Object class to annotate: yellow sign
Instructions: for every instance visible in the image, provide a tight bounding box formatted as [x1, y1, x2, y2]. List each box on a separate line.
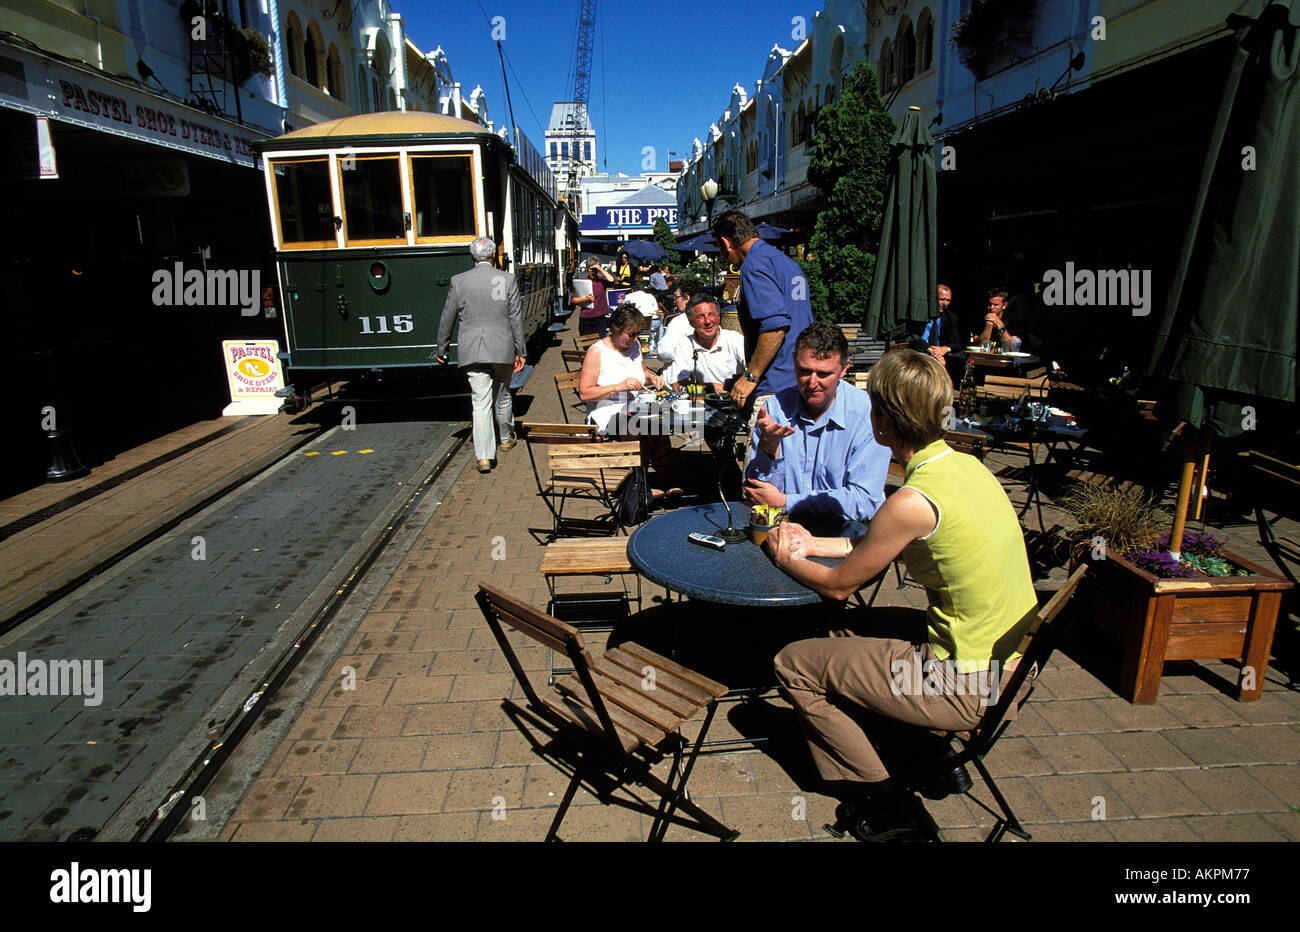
[222, 340, 284, 402]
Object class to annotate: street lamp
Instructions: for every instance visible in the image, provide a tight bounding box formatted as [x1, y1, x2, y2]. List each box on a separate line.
[701, 177, 719, 289]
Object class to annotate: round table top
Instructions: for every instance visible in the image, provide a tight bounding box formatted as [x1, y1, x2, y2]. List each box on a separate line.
[950, 351, 1042, 368]
[626, 502, 863, 607]
[953, 414, 1088, 440]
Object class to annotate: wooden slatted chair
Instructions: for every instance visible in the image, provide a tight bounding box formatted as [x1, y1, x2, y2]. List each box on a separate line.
[846, 337, 888, 373]
[1246, 451, 1300, 587]
[523, 425, 640, 541]
[476, 583, 737, 841]
[561, 348, 588, 372]
[518, 422, 612, 541]
[553, 370, 586, 424]
[574, 332, 600, 351]
[900, 564, 1088, 843]
[977, 373, 1049, 403]
[541, 536, 642, 683]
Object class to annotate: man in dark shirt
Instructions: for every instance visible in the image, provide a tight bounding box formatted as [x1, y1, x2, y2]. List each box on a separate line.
[927, 284, 962, 359]
[712, 209, 813, 408]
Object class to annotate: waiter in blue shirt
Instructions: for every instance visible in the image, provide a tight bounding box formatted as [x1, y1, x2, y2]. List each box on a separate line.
[743, 322, 891, 522]
[713, 210, 813, 409]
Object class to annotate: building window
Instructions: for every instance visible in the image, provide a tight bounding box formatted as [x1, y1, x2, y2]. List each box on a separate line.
[917, 9, 935, 73]
[303, 30, 318, 88]
[879, 39, 893, 92]
[285, 14, 302, 77]
[896, 19, 916, 86]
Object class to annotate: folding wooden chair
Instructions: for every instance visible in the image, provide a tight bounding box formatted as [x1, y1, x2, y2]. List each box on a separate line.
[903, 564, 1088, 842]
[561, 348, 588, 372]
[541, 536, 643, 683]
[574, 332, 600, 351]
[553, 370, 586, 424]
[476, 584, 737, 842]
[522, 423, 639, 541]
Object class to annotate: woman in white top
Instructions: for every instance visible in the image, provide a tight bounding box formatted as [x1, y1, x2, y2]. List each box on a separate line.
[579, 306, 665, 434]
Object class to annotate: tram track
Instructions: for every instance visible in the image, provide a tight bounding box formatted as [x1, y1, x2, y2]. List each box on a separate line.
[0, 419, 332, 639]
[133, 428, 469, 841]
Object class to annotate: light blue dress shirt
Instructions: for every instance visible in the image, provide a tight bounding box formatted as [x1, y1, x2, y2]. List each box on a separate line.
[745, 380, 891, 521]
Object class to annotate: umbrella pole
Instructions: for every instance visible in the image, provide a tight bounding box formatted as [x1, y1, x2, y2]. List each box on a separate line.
[1169, 425, 1198, 558]
[1192, 428, 1213, 521]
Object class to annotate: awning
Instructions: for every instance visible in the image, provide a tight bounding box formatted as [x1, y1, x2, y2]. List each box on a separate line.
[0, 40, 267, 169]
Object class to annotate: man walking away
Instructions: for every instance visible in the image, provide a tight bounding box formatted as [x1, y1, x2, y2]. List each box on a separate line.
[436, 237, 526, 474]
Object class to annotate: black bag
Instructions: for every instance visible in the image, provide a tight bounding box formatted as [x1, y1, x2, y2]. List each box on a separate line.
[616, 468, 651, 527]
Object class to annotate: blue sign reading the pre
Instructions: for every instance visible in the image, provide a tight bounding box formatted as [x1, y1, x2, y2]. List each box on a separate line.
[582, 205, 678, 233]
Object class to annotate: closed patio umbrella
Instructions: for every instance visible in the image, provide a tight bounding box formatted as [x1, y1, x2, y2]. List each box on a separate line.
[1145, 0, 1298, 551]
[864, 106, 938, 341]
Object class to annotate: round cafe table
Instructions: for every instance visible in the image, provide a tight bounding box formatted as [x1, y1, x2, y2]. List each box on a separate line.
[626, 502, 867, 607]
[949, 350, 1041, 373]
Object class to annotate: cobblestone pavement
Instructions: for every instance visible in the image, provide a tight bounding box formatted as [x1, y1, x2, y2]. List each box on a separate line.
[207, 324, 1299, 843]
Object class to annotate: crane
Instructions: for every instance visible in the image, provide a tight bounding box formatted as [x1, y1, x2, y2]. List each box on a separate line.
[562, 0, 597, 214]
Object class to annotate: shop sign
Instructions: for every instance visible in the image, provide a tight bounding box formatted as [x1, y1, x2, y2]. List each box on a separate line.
[0, 42, 261, 169]
[222, 340, 285, 400]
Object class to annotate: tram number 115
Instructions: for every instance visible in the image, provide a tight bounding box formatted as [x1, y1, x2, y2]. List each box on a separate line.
[359, 315, 413, 334]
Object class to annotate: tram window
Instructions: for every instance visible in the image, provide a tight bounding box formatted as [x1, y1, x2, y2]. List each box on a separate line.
[410, 154, 476, 241]
[271, 158, 335, 247]
[340, 155, 405, 244]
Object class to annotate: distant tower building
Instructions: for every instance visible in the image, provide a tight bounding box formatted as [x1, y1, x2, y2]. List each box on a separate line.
[545, 102, 597, 210]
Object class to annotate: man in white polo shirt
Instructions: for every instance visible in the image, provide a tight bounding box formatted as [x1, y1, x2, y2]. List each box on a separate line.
[663, 294, 746, 392]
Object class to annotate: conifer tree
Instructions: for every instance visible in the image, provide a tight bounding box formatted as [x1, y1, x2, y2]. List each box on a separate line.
[805, 58, 895, 323]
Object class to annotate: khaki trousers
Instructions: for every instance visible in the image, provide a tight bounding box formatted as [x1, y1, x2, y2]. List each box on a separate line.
[774, 608, 1012, 787]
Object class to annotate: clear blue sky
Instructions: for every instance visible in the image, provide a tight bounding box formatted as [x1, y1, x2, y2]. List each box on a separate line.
[401, 0, 816, 177]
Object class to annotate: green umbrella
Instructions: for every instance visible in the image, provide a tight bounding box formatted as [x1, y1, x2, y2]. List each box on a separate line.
[864, 106, 938, 341]
[1145, 0, 1298, 551]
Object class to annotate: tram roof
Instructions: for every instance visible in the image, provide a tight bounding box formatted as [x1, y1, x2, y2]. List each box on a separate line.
[259, 112, 499, 150]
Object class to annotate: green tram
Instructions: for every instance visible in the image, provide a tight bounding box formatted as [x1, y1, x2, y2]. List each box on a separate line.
[253, 111, 562, 392]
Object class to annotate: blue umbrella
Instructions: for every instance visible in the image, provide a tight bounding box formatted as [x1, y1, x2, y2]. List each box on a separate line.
[618, 239, 669, 262]
[672, 224, 790, 254]
[671, 231, 720, 253]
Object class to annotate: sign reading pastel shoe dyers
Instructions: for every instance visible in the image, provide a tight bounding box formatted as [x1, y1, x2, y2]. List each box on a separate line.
[0, 43, 260, 169]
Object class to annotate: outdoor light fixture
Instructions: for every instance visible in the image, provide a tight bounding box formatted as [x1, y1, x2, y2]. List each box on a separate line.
[701, 178, 721, 287]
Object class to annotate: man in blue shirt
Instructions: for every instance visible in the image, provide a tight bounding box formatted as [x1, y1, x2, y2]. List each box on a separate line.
[743, 322, 891, 522]
[713, 210, 813, 408]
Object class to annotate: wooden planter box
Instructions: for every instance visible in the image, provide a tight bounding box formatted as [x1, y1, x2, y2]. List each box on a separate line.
[1080, 548, 1292, 702]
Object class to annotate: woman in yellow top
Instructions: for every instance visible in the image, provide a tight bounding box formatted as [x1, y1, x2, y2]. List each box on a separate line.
[766, 348, 1037, 842]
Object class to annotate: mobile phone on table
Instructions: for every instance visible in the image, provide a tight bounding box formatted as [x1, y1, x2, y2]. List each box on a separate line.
[687, 532, 726, 550]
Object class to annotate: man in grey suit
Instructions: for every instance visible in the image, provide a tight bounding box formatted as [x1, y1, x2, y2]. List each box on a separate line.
[436, 237, 526, 474]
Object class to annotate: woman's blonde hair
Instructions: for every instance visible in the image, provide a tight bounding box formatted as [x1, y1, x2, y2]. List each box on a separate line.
[866, 349, 953, 450]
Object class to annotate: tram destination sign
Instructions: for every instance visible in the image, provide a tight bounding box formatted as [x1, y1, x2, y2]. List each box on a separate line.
[0, 43, 261, 169]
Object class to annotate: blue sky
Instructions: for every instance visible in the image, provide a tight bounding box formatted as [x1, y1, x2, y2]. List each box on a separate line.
[401, 0, 816, 177]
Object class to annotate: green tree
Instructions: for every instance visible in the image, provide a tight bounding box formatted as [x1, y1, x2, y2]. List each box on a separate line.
[651, 218, 683, 274]
[805, 58, 895, 324]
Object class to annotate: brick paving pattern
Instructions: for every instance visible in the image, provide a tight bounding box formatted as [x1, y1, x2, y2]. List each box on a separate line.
[212, 322, 1300, 842]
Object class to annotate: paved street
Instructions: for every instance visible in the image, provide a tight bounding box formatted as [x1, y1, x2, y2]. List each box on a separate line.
[0, 412, 460, 840]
